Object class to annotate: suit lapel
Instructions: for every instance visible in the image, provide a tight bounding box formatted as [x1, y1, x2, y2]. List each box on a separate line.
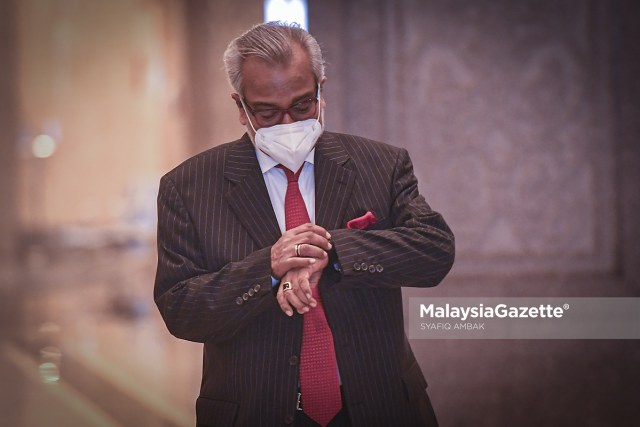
[314, 133, 356, 230]
[224, 133, 356, 247]
[225, 136, 282, 248]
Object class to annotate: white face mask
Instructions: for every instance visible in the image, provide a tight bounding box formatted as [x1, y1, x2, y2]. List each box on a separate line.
[241, 89, 323, 172]
[253, 118, 322, 172]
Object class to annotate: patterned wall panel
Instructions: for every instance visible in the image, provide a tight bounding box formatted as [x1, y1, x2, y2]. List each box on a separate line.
[309, 4, 639, 426]
[315, 0, 617, 277]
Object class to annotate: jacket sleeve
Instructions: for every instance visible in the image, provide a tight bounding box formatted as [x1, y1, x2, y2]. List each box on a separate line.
[153, 175, 277, 344]
[330, 147, 455, 288]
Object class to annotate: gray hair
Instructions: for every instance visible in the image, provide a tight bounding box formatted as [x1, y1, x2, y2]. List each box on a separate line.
[223, 21, 325, 95]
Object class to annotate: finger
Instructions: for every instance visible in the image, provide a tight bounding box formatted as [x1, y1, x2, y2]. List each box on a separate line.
[295, 232, 332, 251]
[285, 287, 310, 315]
[276, 286, 294, 317]
[278, 256, 318, 274]
[272, 246, 318, 279]
[291, 271, 315, 307]
[309, 252, 329, 271]
[289, 223, 331, 240]
[295, 243, 328, 260]
[296, 271, 317, 307]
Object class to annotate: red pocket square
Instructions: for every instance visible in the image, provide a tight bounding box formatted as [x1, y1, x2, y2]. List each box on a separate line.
[346, 211, 378, 230]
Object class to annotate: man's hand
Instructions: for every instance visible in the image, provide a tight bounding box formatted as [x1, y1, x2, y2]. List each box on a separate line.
[276, 253, 328, 317]
[271, 223, 332, 280]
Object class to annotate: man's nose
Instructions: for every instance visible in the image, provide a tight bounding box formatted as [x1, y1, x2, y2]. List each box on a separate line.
[280, 111, 295, 125]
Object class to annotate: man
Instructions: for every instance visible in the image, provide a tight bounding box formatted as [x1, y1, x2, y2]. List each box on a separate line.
[154, 22, 454, 427]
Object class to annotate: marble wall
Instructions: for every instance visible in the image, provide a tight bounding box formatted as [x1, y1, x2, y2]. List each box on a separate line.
[309, 1, 639, 426]
[312, 0, 624, 278]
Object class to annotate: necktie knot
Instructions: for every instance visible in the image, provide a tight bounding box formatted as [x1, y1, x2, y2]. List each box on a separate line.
[277, 164, 303, 183]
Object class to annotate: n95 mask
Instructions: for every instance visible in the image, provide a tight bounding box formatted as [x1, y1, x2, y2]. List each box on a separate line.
[253, 118, 322, 172]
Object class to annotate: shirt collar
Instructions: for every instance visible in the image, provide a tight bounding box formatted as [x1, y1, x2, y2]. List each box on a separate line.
[254, 147, 315, 174]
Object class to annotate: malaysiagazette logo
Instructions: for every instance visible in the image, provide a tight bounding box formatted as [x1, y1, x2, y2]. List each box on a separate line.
[410, 297, 639, 339]
[420, 303, 568, 322]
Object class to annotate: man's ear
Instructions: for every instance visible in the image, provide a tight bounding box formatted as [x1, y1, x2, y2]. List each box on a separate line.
[319, 76, 327, 109]
[231, 93, 248, 126]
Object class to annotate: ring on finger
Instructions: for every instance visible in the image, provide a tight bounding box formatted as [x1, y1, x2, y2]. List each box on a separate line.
[295, 243, 302, 257]
[282, 281, 292, 292]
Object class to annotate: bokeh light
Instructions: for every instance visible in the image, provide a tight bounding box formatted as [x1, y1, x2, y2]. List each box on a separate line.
[264, 0, 308, 30]
[32, 134, 57, 159]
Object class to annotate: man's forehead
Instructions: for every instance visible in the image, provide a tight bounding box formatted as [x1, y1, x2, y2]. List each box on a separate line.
[241, 47, 316, 102]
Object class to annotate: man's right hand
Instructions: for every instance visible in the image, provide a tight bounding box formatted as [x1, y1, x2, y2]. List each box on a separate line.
[270, 223, 332, 280]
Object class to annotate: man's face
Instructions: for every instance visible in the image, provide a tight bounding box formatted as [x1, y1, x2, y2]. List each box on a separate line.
[233, 44, 325, 135]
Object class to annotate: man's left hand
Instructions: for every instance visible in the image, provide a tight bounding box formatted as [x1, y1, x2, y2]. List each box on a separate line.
[275, 253, 328, 317]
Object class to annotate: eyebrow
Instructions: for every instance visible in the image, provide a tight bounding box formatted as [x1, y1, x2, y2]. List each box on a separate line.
[248, 89, 316, 110]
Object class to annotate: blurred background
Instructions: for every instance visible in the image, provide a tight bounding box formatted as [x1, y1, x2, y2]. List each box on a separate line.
[0, 0, 639, 426]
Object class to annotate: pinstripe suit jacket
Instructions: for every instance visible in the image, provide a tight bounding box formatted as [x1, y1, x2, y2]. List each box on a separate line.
[154, 131, 454, 427]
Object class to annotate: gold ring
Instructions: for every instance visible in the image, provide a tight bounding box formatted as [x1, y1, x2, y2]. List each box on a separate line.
[282, 281, 292, 292]
[295, 243, 302, 257]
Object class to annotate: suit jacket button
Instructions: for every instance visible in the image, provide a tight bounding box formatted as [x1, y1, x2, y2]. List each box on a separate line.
[353, 262, 361, 271]
[360, 262, 368, 271]
[376, 264, 384, 273]
[247, 288, 255, 297]
[242, 293, 249, 300]
[289, 355, 298, 365]
[284, 414, 294, 424]
[368, 264, 376, 273]
[235, 297, 243, 306]
[253, 284, 261, 292]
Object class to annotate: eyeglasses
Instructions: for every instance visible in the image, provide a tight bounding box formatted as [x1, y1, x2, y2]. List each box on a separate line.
[242, 85, 320, 128]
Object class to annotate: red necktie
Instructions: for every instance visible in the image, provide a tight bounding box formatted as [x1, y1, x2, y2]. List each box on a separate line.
[278, 165, 341, 426]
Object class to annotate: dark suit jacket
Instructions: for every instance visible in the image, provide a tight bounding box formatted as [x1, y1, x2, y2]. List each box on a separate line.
[154, 131, 455, 427]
